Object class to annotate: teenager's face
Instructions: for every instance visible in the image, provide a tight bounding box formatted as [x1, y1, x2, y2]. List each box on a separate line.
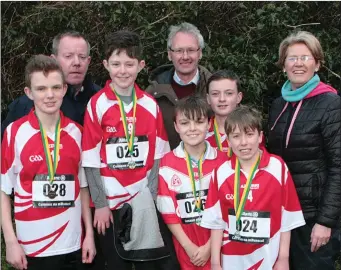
[25, 71, 67, 116]
[52, 36, 91, 86]
[103, 50, 145, 93]
[174, 112, 209, 148]
[207, 79, 242, 117]
[227, 125, 262, 162]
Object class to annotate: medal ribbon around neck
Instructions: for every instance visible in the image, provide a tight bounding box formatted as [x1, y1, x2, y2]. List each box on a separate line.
[234, 153, 260, 223]
[213, 118, 232, 157]
[112, 85, 137, 157]
[185, 147, 205, 211]
[36, 113, 61, 184]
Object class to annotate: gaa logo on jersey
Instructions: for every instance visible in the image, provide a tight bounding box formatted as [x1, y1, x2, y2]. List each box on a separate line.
[171, 174, 182, 186]
[29, 155, 43, 162]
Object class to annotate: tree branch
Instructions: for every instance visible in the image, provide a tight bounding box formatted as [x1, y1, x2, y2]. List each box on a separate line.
[285, 22, 320, 28]
[323, 65, 341, 79]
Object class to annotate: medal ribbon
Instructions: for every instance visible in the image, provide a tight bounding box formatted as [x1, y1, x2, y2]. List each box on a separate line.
[36, 113, 61, 184]
[234, 154, 260, 223]
[213, 117, 232, 157]
[111, 86, 137, 156]
[185, 148, 205, 211]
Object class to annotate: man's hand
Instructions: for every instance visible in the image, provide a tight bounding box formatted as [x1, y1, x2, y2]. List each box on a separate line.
[93, 206, 113, 235]
[6, 241, 27, 270]
[273, 257, 289, 270]
[82, 234, 96, 263]
[310, 223, 331, 252]
[191, 241, 210, 266]
[183, 242, 199, 262]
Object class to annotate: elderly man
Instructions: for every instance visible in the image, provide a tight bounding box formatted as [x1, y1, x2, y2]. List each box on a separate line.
[146, 22, 211, 149]
[1, 30, 100, 137]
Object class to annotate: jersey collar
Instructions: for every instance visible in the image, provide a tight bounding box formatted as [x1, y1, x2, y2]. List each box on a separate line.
[104, 80, 144, 101]
[28, 109, 67, 130]
[174, 141, 217, 160]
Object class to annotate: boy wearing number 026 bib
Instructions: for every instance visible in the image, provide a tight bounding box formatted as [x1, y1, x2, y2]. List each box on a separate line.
[1, 55, 95, 270]
[157, 96, 226, 270]
[200, 105, 305, 270]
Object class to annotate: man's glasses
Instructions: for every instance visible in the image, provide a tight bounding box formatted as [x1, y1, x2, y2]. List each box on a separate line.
[286, 55, 315, 63]
[169, 47, 200, 55]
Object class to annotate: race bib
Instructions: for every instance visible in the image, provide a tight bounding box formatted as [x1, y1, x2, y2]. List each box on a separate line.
[32, 174, 75, 208]
[176, 189, 208, 224]
[106, 136, 149, 170]
[228, 209, 270, 244]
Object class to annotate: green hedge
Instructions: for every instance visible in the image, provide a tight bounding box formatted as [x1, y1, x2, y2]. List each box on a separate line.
[1, 1, 340, 116]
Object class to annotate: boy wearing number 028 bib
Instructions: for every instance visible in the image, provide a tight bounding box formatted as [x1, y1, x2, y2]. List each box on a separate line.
[201, 105, 306, 270]
[157, 96, 226, 270]
[1, 55, 95, 270]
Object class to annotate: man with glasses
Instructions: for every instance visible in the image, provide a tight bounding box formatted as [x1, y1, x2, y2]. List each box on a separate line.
[146, 22, 211, 150]
[1, 30, 101, 138]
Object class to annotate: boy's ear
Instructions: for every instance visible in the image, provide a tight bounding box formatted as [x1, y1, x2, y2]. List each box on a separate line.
[24, 87, 34, 101]
[174, 121, 179, 133]
[138, 60, 145, 72]
[259, 130, 263, 145]
[103, 59, 109, 71]
[237, 91, 243, 104]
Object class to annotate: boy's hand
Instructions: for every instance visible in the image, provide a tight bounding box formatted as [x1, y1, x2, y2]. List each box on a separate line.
[310, 223, 331, 252]
[183, 242, 199, 262]
[191, 241, 210, 266]
[93, 206, 113, 235]
[211, 263, 223, 270]
[6, 241, 27, 270]
[273, 257, 289, 270]
[82, 234, 96, 263]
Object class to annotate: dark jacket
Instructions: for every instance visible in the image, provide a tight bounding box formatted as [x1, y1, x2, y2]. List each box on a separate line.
[267, 83, 341, 228]
[146, 64, 211, 149]
[1, 75, 101, 138]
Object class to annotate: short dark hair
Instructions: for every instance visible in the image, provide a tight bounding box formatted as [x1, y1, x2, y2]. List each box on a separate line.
[25, 54, 65, 88]
[225, 105, 262, 136]
[206, 69, 241, 93]
[104, 30, 143, 60]
[52, 30, 90, 55]
[174, 95, 211, 122]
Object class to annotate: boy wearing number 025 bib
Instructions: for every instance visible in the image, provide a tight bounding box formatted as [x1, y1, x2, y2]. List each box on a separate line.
[1, 55, 95, 270]
[157, 96, 226, 270]
[82, 31, 180, 270]
[200, 105, 305, 270]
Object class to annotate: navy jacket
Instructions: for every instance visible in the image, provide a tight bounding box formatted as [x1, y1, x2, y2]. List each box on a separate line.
[1, 75, 101, 138]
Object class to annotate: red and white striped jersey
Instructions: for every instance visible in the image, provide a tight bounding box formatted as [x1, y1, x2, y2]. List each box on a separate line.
[1, 110, 86, 257]
[157, 142, 226, 269]
[206, 117, 230, 152]
[201, 149, 305, 270]
[82, 81, 170, 210]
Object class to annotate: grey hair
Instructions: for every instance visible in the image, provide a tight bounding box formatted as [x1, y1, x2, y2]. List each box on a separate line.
[52, 30, 90, 56]
[167, 22, 205, 50]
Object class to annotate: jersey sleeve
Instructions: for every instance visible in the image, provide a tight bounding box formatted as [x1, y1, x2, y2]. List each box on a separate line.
[201, 169, 226, 230]
[156, 159, 180, 224]
[1, 125, 16, 194]
[78, 165, 88, 188]
[81, 98, 103, 168]
[280, 162, 306, 232]
[154, 105, 170, 160]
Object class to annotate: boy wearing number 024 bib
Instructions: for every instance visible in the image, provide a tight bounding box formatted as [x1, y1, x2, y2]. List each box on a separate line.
[1, 55, 95, 270]
[157, 96, 226, 270]
[200, 105, 306, 270]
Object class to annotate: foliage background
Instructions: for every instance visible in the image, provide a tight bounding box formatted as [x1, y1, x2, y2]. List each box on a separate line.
[1, 1, 340, 269]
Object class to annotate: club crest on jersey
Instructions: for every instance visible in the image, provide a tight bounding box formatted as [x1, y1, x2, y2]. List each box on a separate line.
[29, 155, 43, 162]
[171, 175, 182, 186]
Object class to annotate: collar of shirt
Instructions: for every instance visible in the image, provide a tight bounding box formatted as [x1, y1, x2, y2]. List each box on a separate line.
[173, 69, 199, 86]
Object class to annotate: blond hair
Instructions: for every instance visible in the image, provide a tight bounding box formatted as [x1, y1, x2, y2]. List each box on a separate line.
[277, 31, 324, 68]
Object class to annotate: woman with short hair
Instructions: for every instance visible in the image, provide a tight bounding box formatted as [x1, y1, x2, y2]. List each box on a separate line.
[268, 31, 341, 270]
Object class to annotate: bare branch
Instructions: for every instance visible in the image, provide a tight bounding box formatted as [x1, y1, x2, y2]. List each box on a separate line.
[285, 23, 321, 28]
[323, 65, 341, 79]
[133, 11, 175, 32]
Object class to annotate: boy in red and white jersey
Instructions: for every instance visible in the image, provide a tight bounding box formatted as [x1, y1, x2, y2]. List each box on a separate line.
[1, 55, 95, 270]
[81, 31, 179, 269]
[157, 96, 226, 269]
[205, 70, 242, 155]
[201, 105, 305, 270]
